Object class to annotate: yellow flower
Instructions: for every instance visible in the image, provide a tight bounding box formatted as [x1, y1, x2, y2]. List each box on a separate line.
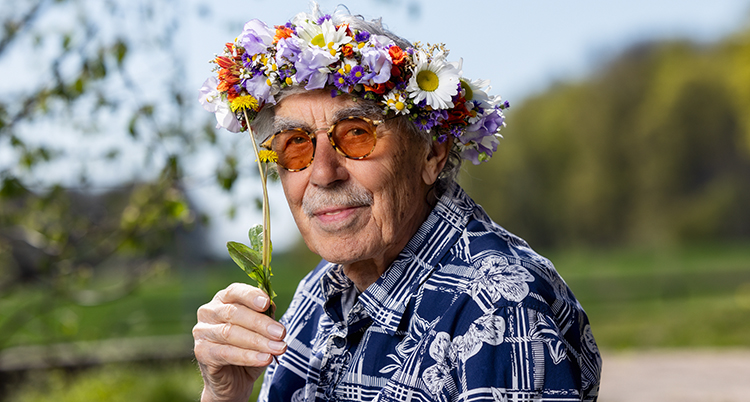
[256, 150, 278, 163]
[231, 95, 260, 112]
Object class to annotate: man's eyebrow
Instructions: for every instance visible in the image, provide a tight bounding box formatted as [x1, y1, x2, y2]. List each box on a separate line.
[272, 104, 382, 133]
[272, 117, 311, 133]
[332, 105, 381, 122]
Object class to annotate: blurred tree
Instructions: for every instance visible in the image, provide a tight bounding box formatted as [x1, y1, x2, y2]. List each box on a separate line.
[0, 0, 244, 349]
[461, 29, 750, 249]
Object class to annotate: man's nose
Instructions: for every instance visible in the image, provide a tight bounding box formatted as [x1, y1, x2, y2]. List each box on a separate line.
[308, 132, 348, 187]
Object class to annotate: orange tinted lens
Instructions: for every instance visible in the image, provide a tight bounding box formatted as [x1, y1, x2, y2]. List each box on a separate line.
[272, 129, 314, 170]
[331, 118, 377, 158]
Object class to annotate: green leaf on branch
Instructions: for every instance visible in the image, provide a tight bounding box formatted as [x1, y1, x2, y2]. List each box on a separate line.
[226, 241, 262, 280]
[248, 224, 272, 263]
[226, 240, 276, 300]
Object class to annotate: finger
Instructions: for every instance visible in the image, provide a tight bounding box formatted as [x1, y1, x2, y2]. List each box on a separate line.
[194, 338, 274, 368]
[197, 300, 286, 341]
[216, 283, 272, 313]
[193, 322, 287, 355]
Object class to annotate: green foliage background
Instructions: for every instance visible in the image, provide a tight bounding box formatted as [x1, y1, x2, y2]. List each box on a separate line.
[462, 30, 750, 249]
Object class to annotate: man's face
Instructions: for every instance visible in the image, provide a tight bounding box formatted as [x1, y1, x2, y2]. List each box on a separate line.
[274, 90, 434, 276]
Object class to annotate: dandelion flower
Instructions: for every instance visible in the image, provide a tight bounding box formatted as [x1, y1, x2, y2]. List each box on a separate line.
[231, 95, 260, 112]
[257, 150, 278, 163]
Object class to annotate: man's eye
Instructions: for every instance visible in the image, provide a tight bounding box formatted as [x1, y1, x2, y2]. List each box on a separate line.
[289, 135, 309, 144]
[279, 132, 309, 148]
[346, 127, 369, 137]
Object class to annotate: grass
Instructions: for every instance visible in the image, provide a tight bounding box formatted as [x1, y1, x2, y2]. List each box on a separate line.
[4, 362, 203, 402]
[547, 241, 750, 349]
[0, 247, 318, 349]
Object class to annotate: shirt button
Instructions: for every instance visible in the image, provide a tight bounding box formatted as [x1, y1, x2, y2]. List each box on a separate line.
[333, 336, 346, 348]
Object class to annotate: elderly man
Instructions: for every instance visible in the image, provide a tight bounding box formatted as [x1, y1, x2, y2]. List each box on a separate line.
[194, 6, 601, 402]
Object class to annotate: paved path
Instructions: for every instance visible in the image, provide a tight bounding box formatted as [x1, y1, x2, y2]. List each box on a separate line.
[599, 349, 750, 402]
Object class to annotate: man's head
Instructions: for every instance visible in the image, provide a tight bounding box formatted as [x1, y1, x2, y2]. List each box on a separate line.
[268, 89, 451, 277]
[199, 5, 509, 284]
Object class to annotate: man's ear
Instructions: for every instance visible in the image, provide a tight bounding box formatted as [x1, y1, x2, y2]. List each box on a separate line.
[422, 137, 452, 186]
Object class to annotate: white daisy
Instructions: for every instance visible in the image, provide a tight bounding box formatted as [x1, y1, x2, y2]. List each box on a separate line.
[295, 18, 351, 56]
[460, 77, 492, 106]
[382, 89, 410, 115]
[406, 50, 459, 109]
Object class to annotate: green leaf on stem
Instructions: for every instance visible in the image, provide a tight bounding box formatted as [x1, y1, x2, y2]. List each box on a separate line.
[227, 241, 262, 281]
[226, 240, 277, 300]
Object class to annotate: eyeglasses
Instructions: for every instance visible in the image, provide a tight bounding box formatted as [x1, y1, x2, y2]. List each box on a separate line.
[262, 116, 383, 171]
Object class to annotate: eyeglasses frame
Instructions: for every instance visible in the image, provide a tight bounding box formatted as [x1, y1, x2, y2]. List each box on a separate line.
[261, 115, 384, 172]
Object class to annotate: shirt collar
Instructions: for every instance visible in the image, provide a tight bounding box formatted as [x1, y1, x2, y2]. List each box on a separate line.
[356, 183, 475, 335]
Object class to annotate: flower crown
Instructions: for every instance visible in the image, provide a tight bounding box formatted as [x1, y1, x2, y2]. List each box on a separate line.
[199, 11, 509, 164]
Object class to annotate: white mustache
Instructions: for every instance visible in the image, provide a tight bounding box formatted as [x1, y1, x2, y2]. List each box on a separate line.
[302, 183, 373, 217]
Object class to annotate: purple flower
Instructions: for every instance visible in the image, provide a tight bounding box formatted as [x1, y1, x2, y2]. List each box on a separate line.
[355, 30, 371, 42]
[464, 110, 505, 142]
[294, 47, 338, 90]
[349, 65, 365, 84]
[241, 54, 263, 75]
[360, 46, 392, 84]
[243, 74, 274, 104]
[414, 116, 434, 131]
[413, 109, 447, 132]
[277, 67, 294, 81]
[199, 76, 220, 113]
[238, 19, 274, 56]
[332, 71, 353, 92]
[331, 65, 366, 92]
[275, 36, 301, 65]
[198, 77, 241, 133]
[316, 14, 331, 24]
[460, 148, 484, 165]
[448, 125, 464, 139]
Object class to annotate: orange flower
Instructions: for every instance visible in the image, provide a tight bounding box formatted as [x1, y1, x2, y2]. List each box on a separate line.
[226, 86, 239, 101]
[218, 69, 239, 86]
[389, 45, 406, 66]
[338, 23, 351, 36]
[364, 82, 392, 95]
[274, 25, 293, 43]
[446, 97, 471, 125]
[341, 44, 353, 58]
[390, 65, 402, 79]
[216, 80, 232, 93]
[215, 56, 236, 69]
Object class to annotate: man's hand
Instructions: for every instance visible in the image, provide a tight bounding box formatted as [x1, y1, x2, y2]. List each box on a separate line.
[193, 283, 287, 402]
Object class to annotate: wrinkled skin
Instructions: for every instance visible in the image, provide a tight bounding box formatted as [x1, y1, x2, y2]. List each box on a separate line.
[193, 90, 451, 401]
[193, 283, 286, 402]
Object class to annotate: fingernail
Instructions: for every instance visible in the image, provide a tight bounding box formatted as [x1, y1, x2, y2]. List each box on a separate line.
[267, 323, 284, 339]
[254, 295, 268, 310]
[268, 340, 286, 352]
[257, 352, 271, 362]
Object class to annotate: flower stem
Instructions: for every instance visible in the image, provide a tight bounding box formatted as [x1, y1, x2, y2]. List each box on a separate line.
[243, 109, 272, 283]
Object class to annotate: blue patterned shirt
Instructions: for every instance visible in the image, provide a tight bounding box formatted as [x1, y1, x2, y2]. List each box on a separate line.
[259, 184, 601, 401]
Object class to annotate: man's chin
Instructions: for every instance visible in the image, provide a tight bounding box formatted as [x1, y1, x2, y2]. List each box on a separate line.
[307, 231, 371, 265]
